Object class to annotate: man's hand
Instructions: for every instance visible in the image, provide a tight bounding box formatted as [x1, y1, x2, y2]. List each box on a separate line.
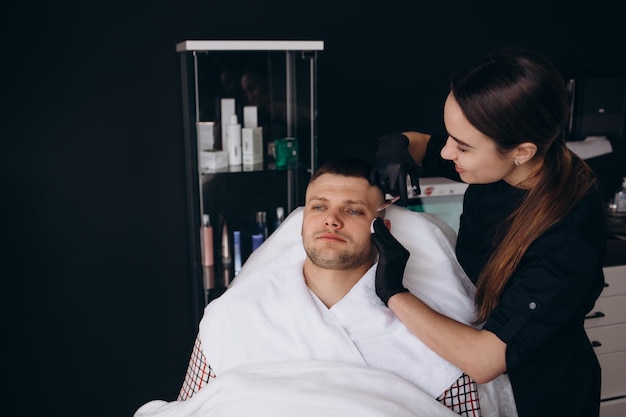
[371, 218, 410, 305]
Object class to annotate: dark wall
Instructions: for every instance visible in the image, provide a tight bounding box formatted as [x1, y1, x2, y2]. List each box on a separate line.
[5, 1, 625, 416]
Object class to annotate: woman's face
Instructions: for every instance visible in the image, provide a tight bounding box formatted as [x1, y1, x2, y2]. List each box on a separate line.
[441, 93, 517, 185]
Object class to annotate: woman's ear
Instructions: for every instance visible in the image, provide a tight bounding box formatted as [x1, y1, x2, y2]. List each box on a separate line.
[514, 142, 537, 164]
[383, 219, 391, 231]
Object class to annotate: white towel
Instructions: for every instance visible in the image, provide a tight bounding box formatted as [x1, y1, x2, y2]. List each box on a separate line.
[135, 361, 460, 417]
[204, 206, 517, 414]
[235, 205, 477, 325]
[200, 244, 463, 398]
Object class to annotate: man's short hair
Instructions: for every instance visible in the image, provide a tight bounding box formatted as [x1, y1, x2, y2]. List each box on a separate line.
[309, 158, 373, 184]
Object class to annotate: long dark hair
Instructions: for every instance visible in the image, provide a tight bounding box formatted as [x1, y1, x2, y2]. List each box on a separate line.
[452, 50, 597, 323]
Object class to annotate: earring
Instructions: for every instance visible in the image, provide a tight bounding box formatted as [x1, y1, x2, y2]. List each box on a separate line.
[514, 160, 520, 167]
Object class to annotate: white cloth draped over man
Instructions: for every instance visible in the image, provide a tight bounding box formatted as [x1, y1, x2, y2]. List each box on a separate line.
[135, 159, 517, 417]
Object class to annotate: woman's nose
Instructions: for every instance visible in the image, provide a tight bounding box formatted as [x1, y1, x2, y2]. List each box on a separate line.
[440, 136, 455, 161]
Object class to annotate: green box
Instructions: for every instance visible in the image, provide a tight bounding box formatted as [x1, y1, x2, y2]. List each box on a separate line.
[274, 137, 299, 168]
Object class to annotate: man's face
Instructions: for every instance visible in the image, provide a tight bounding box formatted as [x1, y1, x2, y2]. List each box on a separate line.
[301, 173, 384, 271]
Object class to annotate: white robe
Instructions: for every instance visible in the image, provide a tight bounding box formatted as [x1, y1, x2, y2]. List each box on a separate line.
[197, 206, 518, 417]
[199, 245, 463, 398]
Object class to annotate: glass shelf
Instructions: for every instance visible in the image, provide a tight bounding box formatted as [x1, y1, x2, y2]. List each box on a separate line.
[176, 40, 323, 318]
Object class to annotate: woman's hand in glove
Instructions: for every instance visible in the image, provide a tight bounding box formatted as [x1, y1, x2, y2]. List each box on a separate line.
[371, 218, 410, 305]
[368, 133, 421, 206]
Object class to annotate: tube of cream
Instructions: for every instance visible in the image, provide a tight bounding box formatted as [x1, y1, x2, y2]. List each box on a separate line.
[256, 211, 268, 240]
[221, 220, 232, 287]
[233, 231, 242, 275]
[251, 234, 264, 252]
[201, 214, 215, 301]
[275, 206, 285, 230]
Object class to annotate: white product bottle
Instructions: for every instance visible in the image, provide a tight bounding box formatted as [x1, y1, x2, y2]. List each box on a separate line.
[226, 114, 242, 166]
[242, 105, 263, 166]
[616, 177, 626, 213]
[220, 98, 235, 148]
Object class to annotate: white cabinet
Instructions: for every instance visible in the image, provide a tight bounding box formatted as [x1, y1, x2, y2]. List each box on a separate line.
[585, 265, 626, 416]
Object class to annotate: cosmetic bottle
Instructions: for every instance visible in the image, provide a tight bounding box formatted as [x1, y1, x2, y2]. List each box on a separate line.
[221, 220, 233, 287]
[616, 177, 626, 213]
[196, 121, 215, 151]
[242, 106, 263, 167]
[275, 207, 285, 230]
[201, 215, 215, 298]
[243, 105, 258, 128]
[256, 210, 268, 240]
[220, 98, 235, 149]
[251, 234, 264, 252]
[226, 114, 242, 166]
[233, 231, 242, 275]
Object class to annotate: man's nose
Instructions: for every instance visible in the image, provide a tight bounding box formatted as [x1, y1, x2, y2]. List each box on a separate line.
[324, 211, 342, 228]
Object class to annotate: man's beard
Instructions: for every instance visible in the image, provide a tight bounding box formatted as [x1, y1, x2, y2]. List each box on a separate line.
[304, 246, 375, 271]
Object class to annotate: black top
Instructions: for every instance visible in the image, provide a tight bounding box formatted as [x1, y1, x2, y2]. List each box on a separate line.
[423, 134, 606, 417]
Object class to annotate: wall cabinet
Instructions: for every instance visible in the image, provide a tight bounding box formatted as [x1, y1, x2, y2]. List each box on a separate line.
[585, 264, 626, 416]
[176, 41, 323, 322]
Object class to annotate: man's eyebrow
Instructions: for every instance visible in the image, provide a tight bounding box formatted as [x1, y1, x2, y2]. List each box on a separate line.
[307, 196, 370, 206]
[306, 196, 328, 203]
[343, 198, 369, 206]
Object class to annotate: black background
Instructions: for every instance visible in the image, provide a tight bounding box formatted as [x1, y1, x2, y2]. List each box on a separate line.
[4, 1, 625, 416]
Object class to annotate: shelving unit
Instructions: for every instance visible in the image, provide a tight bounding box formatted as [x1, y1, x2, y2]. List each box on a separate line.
[176, 40, 323, 323]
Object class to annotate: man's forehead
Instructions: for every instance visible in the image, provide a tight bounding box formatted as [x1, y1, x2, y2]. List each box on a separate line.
[308, 173, 370, 189]
[306, 174, 383, 203]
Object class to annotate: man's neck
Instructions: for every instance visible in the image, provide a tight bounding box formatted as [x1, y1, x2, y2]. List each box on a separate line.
[302, 261, 373, 308]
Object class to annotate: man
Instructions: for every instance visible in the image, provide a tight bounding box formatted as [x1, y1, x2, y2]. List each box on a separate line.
[173, 159, 491, 416]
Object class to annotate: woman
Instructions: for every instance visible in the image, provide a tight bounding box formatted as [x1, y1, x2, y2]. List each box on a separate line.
[369, 50, 606, 417]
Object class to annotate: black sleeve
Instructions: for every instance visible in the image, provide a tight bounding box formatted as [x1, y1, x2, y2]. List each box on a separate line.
[422, 133, 461, 181]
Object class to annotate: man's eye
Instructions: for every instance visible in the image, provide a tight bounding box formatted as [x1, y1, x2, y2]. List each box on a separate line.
[347, 209, 364, 215]
[311, 205, 326, 211]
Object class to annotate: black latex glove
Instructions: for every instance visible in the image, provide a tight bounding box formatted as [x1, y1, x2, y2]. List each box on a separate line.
[369, 133, 422, 206]
[371, 218, 410, 305]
